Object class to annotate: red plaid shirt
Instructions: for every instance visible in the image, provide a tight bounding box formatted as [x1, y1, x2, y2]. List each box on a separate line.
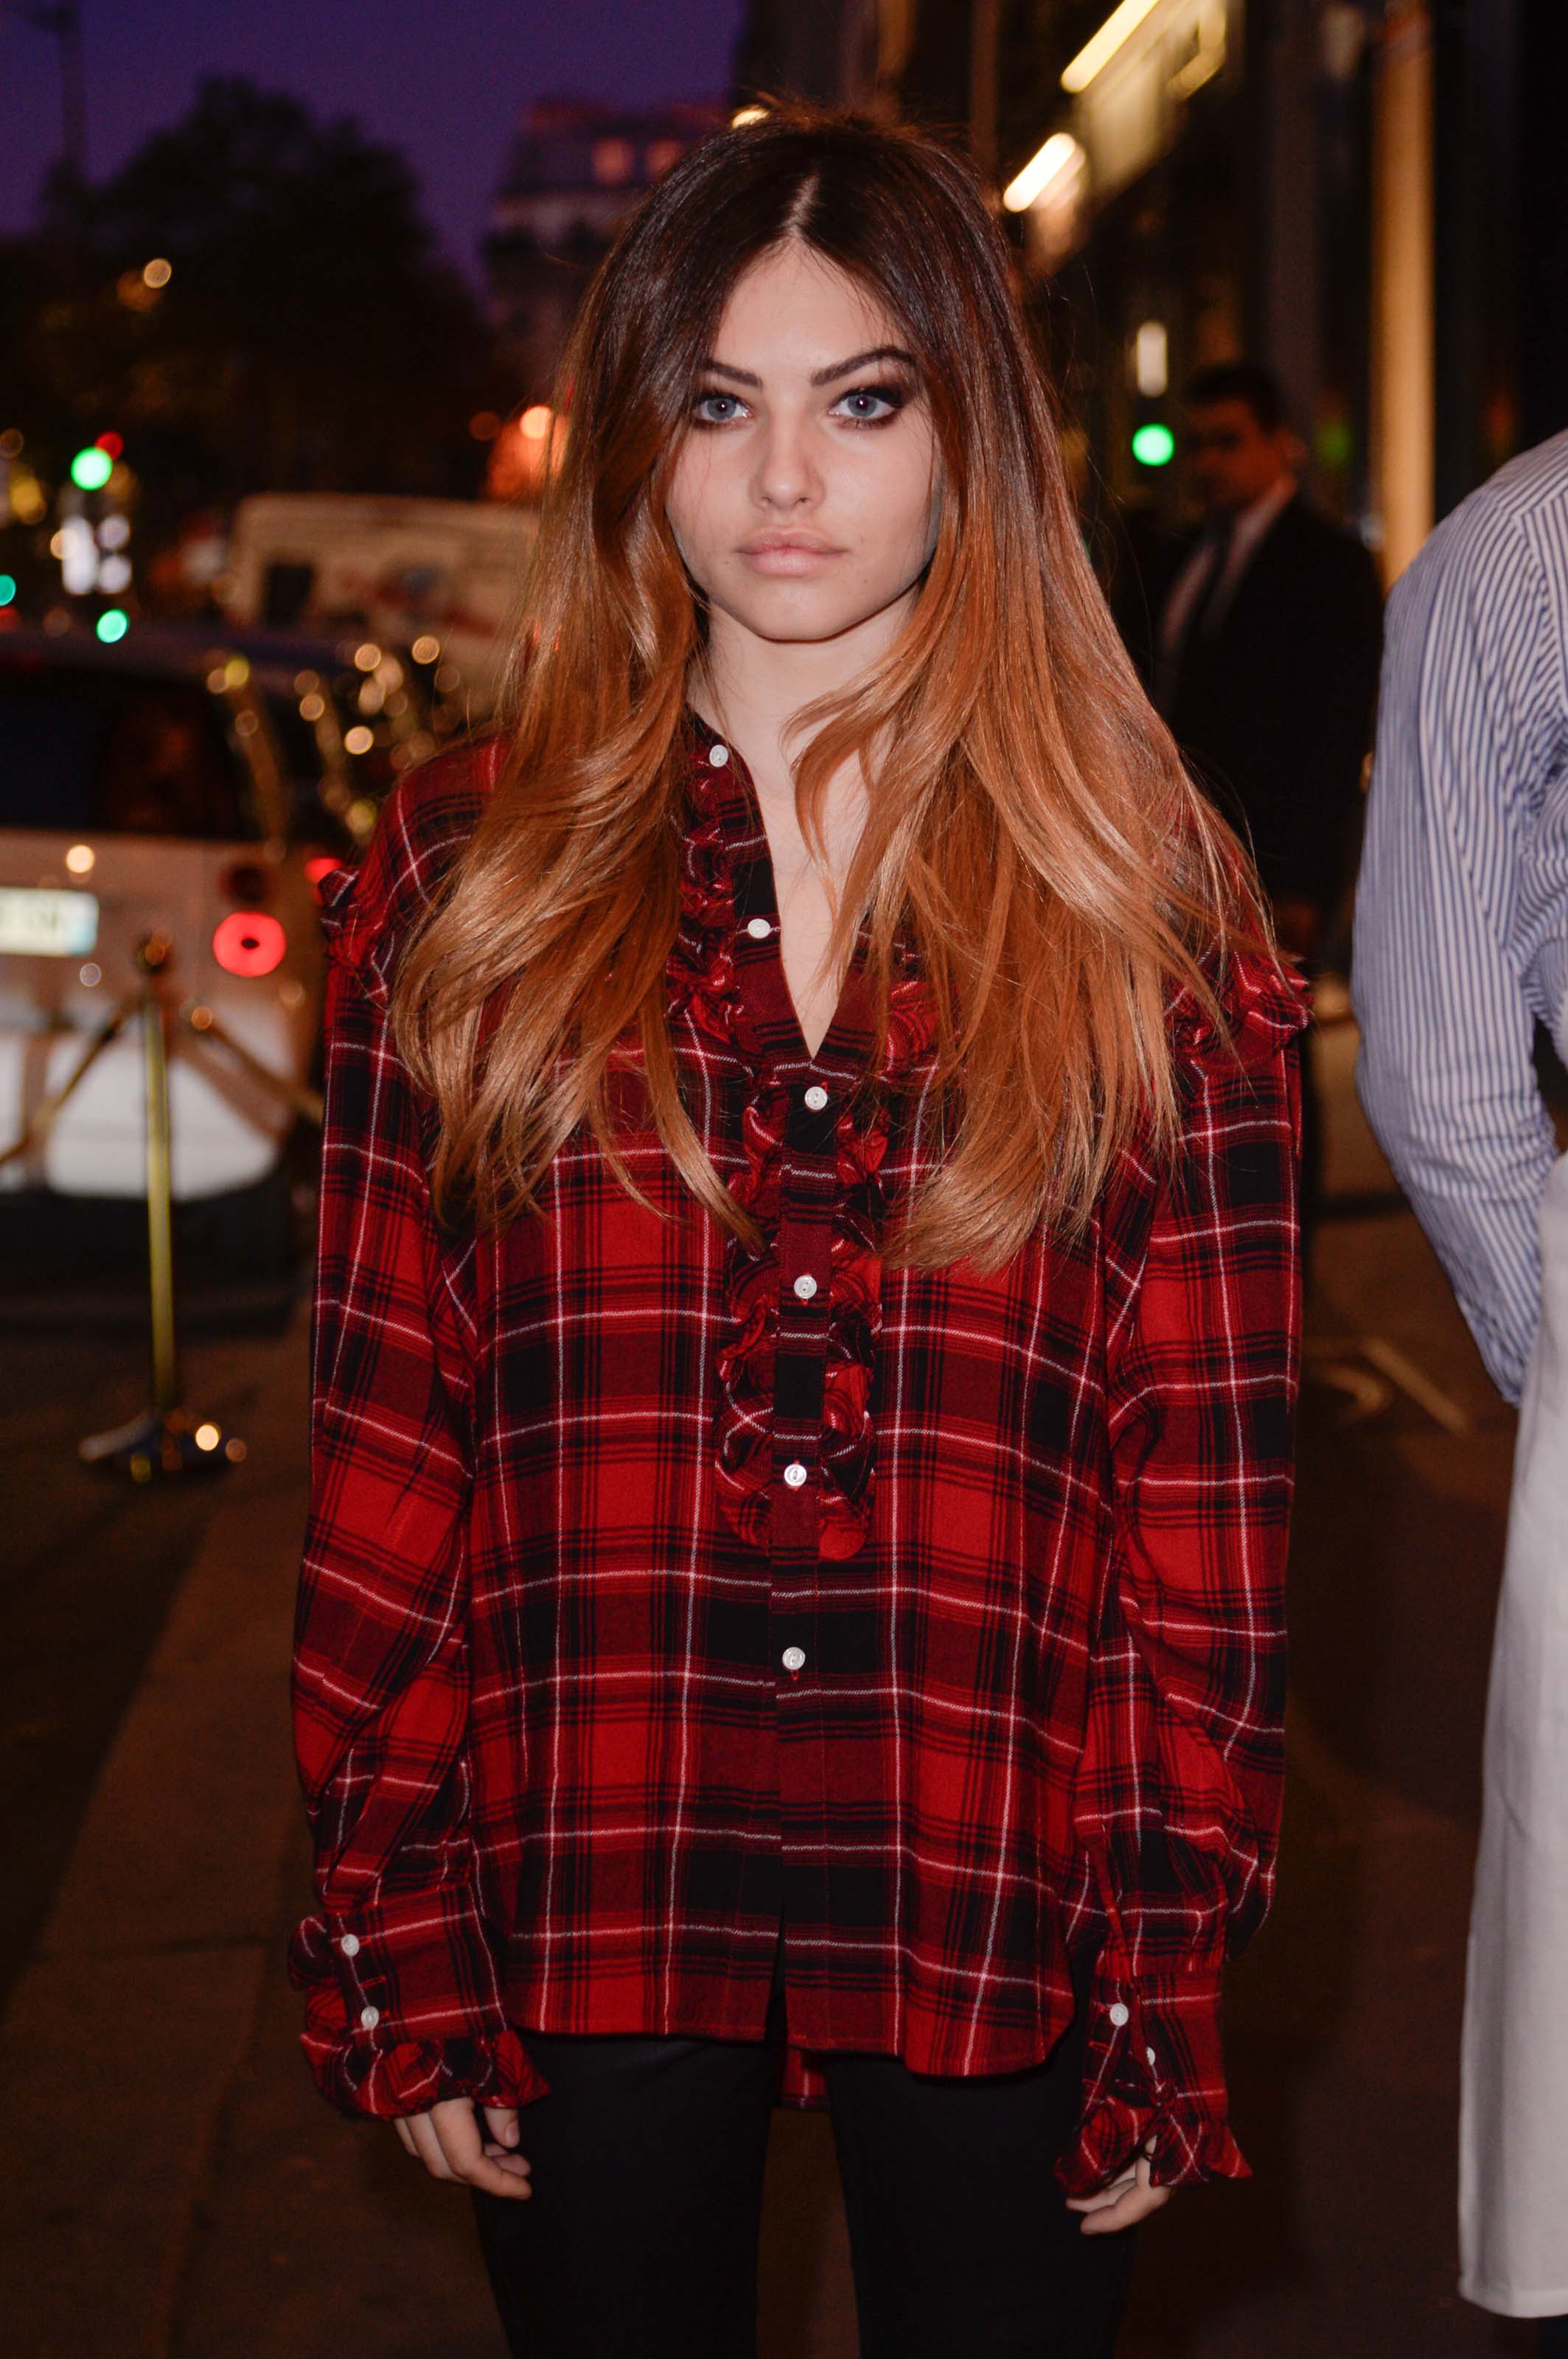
[290, 719, 1309, 2194]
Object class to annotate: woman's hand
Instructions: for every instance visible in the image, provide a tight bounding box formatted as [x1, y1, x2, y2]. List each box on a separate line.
[393, 2098, 534, 2198]
[1065, 2139, 1171, 2236]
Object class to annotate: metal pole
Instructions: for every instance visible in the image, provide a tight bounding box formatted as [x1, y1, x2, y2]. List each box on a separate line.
[79, 930, 242, 1482]
[142, 972, 178, 1419]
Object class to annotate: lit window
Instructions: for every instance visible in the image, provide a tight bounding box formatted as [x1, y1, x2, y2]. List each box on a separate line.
[592, 138, 635, 187]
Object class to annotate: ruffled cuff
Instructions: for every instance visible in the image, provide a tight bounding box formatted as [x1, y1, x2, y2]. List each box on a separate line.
[1055, 1956, 1247, 2196]
[289, 1886, 551, 2121]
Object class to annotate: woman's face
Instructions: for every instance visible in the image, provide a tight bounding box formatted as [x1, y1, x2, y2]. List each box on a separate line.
[664, 243, 943, 651]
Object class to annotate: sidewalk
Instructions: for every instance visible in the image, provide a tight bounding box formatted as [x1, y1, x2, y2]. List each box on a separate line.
[4, 1309, 858, 2359]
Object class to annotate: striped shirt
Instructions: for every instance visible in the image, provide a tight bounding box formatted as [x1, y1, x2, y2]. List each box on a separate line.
[1353, 431, 1568, 1403]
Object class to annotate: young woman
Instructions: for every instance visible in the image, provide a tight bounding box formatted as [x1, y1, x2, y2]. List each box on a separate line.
[290, 105, 1309, 2359]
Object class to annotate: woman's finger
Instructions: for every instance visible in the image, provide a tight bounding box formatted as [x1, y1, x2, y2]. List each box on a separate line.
[480, 2104, 528, 2164]
[1065, 2170, 1137, 2213]
[431, 2099, 533, 2199]
[392, 2116, 417, 2158]
[1077, 2177, 1173, 2237]
[1079, 2189, 1170, 2235]
[405, 2111, 461, 2183]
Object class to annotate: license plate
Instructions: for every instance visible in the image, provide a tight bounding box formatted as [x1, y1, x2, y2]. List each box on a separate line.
[0, 886, 100, 958]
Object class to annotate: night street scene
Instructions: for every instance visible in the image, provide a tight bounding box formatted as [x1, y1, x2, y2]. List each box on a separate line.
[4, 4, 1568, 2355]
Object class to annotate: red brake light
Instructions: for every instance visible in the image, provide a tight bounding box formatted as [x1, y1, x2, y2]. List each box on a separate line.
[212, 910, 287, 978]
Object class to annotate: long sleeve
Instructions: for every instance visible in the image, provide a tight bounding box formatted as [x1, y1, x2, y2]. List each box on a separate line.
[1060, 955, 1308, 2195]
[1352, 498, 1568, 1404]
[289, 818, 548, 2119]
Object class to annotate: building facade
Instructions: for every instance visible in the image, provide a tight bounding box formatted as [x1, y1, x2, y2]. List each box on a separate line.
[484, 100, 726, 407]
[733, 0, 1568, 582]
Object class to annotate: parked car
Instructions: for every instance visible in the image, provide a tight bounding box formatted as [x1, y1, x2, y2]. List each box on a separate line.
[196, 625, 442, 857]
[223, 491, 537, 718]
[0, 624, 324, 1214]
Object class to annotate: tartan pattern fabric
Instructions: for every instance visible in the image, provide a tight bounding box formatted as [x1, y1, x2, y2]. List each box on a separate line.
[290, 719, 1310, 2193]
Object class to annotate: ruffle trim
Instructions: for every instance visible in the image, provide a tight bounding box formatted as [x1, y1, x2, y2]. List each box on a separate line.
[299, 2017, 551, 2122]
[670, 750, 938, 1560]
[711, 1081, 891, 1557]
[1165, 945, 1313, 1063]
[1056, 2088, 1250, 2197]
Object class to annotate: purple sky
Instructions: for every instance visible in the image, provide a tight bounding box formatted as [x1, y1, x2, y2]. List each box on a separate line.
[0, 1, 745, 283]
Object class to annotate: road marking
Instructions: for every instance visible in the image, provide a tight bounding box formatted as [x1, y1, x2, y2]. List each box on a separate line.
[1358, 1334, 1474, 1436]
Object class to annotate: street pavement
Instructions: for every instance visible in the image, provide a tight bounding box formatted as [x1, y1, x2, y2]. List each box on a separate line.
[2, 1014, 1544, 2356]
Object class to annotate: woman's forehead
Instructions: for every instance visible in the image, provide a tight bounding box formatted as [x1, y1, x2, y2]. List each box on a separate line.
[709, 246, 904, 374]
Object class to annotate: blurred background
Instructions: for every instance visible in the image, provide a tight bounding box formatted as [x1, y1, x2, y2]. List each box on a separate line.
[2, 4, 1564, 2355]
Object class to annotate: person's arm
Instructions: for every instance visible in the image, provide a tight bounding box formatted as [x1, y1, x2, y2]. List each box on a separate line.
[289, 822, 548, 2128]
[1059, 956, 1309, 2200]
[1352, 513, 1561, 1404]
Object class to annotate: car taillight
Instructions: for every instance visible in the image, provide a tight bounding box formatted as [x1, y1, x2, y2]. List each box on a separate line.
[212, 910, 287, 978]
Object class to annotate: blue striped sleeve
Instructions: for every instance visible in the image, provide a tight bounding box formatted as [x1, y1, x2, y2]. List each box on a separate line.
[1352, 489, 1563, 1404]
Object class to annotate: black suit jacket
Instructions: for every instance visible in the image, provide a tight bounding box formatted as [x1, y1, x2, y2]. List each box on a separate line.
[1138, 496, 1384, 913]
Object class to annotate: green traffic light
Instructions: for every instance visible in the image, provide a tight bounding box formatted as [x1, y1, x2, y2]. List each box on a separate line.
[71, 446, 114, 491]
[0, 574, 15, 607]
[1131, 422, 1176, 468]
[96, 607, 129, 643]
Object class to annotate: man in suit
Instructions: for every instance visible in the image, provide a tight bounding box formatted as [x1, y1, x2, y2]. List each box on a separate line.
[1133, 363, 1384, 1253]
[1149, 361, 1384, 965]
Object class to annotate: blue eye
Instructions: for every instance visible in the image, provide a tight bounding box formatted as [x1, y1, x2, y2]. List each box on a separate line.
[691, 391, 748, 425]
[832, 383, 906, 424]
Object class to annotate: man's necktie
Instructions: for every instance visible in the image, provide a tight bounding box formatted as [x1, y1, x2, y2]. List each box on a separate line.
[1156, 512, 1238, 717]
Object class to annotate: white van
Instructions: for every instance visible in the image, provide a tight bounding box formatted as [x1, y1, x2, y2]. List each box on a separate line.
[0, 626, 324, 1207]
[224, 492, 538, 717]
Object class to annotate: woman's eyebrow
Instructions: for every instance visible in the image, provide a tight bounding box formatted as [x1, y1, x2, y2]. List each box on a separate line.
[696, 344, 919, 389]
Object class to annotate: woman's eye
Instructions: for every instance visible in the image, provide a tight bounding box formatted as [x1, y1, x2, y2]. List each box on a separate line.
[832, 383, 907, 425]
[691, 391, 748, 425]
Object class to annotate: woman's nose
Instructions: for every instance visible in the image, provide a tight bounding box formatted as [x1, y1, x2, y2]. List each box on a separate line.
[753, 414, 819, 510]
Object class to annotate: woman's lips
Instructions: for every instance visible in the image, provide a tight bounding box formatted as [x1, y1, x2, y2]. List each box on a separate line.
[738, 537, 845, 575]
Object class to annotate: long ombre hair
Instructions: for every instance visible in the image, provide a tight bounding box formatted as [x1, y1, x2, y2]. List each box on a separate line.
[394, 104, 1274, 1269]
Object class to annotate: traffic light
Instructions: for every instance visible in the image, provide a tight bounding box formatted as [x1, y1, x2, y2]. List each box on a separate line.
[1131, 420, 1175, 469]
[70, 445, 114, 492]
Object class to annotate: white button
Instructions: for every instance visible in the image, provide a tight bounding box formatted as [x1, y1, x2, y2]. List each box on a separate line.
[746, 916, 772, 939]
[359, 2004, 381, 2030]
[781, 1645, 806, 1672]
[782, 1461, 808, 1488]
[1108, 2002, 1130, 2028]
[709, 742, 729, 766]
[338, 1933, 360, 1958]
[792, 1273, 818, 1300]
[1146, 2046, 1157, 2067]
[803, 1084, 829, 1112]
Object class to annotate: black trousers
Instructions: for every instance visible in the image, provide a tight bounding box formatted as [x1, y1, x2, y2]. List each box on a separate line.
[473, 1933, 1136, 2358]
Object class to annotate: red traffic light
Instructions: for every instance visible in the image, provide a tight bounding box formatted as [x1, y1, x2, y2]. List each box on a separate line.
[95, 432, 124, 460]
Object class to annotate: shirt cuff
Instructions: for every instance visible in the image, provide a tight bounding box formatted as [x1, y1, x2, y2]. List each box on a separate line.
[289, 1886, 551, 2119]
[1056, 1956, 1248, 2196]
